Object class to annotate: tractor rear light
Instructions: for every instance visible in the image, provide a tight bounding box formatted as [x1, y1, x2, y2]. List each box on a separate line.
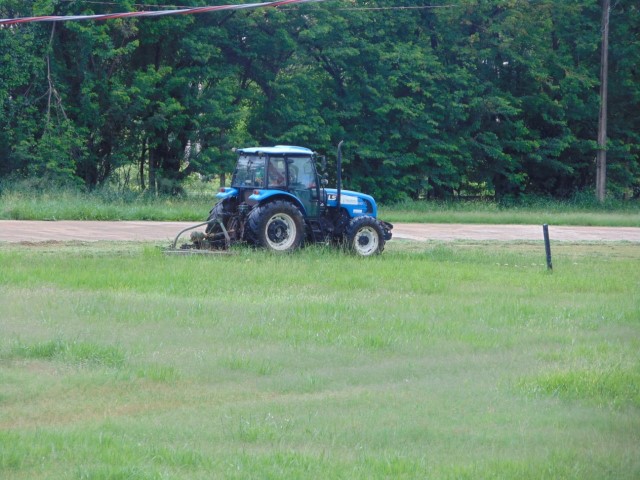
[253, 189, 261, 195]
[219, 187, 226, 192]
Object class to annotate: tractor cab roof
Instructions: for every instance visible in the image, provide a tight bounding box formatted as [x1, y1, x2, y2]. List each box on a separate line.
[236, 145, 314, 156]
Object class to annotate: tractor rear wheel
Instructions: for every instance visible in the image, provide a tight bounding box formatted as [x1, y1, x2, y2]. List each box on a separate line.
[246, 201, 305, 253]
[345, 216, 385, 256]
[205, 201, 227, 235]
[203, 200, 238, 248]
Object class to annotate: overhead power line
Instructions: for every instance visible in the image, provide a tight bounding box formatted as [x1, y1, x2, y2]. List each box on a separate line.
[55, 1, 220, 8]
[60, 0, 461, 10]
[336, 5, 459, 10]
[0, 0, 326, 26]
[55, 1, 458, 10]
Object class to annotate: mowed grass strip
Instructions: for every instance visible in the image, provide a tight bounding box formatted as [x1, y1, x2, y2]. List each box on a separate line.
[0, 241, 639, 479]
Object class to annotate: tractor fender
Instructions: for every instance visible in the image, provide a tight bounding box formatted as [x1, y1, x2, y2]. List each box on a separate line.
[215, 187, 239, 201]
[249, 189, 307, 216]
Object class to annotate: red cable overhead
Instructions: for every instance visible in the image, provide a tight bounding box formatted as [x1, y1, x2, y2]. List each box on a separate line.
[0, 0, 326, 26]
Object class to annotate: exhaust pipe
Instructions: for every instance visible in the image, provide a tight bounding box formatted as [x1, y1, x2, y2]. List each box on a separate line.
[336, 140, 344, 208]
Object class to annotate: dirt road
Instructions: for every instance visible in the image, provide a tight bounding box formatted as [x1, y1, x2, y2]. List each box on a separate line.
[1, 220, 639, 243]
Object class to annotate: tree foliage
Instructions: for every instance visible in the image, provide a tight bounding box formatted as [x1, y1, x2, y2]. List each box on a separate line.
[1, 0, 638, 200]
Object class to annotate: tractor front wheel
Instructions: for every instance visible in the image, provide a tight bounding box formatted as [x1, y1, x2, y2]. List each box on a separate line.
[345, 216, 385, 256]
[247, 201, 305, 253]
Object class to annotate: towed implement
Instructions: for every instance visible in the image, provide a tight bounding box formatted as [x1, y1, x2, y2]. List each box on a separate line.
[170, 142, 392, 256]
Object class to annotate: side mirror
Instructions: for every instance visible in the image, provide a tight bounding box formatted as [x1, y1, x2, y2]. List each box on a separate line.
[321, 178, 329, 187]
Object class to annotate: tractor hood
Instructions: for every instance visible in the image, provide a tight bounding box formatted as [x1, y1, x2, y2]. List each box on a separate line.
[325, 188, 378, 218]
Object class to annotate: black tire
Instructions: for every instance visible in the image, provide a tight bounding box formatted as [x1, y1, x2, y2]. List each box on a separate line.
[246, 201, 305, 253]
[345, 216, 385, 256]
[205, 201, 232, 235]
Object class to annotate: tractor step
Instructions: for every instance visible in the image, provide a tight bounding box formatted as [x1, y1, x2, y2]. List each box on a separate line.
[308, 220, 326, 243]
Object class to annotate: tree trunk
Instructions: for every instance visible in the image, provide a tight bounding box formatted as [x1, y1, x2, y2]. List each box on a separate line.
[149, 145, 157, 195]
[596, 0, 610, 202]
[139, 139, 147, 191]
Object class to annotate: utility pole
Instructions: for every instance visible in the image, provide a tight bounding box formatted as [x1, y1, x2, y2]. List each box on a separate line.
[596, 0, 610, 202]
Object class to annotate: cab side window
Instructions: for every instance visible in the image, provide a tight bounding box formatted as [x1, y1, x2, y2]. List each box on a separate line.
[289, 157, 316, 188]
[268, 158, 286, 187]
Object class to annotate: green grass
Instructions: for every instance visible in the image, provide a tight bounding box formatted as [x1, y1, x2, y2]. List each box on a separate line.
[8, 339, 126, 368]
[380, 198, 640, 226]
[1, 184, 638, 226]
[0, 187, 214, 222]
[1, 240, 639, 479]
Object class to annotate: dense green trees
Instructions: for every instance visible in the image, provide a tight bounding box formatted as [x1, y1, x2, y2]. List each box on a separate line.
[1, 0, 638, 200]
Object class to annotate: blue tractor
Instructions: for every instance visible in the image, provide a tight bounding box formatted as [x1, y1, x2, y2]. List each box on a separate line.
[184, 142, 393, 256]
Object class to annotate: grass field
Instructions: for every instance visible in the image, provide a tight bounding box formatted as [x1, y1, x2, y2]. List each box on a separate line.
[1, 240, 638, 479]
[382, 200, 640, 227]
[1, 186, 639, 226]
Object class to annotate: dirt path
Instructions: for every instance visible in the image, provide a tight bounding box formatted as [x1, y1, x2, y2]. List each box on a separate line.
[1, 220, 639, 243]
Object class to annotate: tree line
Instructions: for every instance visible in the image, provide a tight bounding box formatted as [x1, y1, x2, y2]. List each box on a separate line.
[1, 0, 638, 202]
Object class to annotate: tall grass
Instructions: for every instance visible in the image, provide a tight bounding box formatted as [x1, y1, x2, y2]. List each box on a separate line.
[1, 241, 638, 479]
[0, 182, 214, 221]
[1, 179, 638, 225]
[381, 196, 640, 226]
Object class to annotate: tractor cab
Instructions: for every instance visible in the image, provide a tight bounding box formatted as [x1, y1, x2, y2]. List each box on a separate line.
[229, 146, 324, 218]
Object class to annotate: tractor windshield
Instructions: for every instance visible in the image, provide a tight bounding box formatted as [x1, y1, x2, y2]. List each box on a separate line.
[231, 155, 266, 188]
